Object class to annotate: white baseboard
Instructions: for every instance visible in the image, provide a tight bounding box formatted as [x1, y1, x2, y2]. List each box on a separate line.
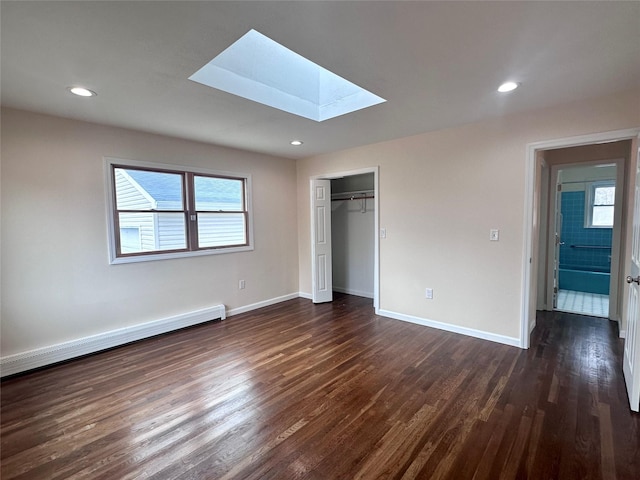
[612, 316, 624, 339]
[226, 293, 300, 317]
[376, 309, 521, 348]
[1, 292, 300, 377]
[332, 286, 374, 299]
[2, 294, 524, 377]
[1, 304, 226, 377]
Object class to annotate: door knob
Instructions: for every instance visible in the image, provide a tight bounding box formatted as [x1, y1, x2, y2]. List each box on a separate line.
[627, 275, 640, 285]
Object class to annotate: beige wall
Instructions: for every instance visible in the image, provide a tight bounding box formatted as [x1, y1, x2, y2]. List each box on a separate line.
[1, 108, 299, 357]
[297, 89, 640, 341]
[2, 89, 638, 358]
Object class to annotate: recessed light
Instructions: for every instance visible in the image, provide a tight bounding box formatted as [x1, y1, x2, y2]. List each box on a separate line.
[68, 86, 97, 97]
[290, 140, 303, 146]
[497, 81, 519, 93]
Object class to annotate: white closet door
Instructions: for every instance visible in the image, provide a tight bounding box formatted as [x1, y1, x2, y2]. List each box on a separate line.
[311, 179, 333, 303]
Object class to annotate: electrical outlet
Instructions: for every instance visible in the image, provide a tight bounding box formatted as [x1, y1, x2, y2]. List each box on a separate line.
[425, 288, 433, 299]
[239, 279, 246, 290]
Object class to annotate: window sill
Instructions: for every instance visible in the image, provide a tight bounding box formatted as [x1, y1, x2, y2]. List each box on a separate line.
[109, 245, 254, 265]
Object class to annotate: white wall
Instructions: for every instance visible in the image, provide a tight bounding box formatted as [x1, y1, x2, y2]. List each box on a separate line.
[1, 108, 299, 358]
[297, 89, 640, 343]
[559, 164, 617, 192]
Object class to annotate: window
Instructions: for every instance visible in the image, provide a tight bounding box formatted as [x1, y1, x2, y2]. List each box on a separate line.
[106, 158, 252, 263]
[586, 181, 615, 228]
[120, 227, 142, 253]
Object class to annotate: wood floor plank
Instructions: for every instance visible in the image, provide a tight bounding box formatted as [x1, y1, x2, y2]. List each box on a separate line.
[2, 294, 639, 479]
[599, 402, 618, 480]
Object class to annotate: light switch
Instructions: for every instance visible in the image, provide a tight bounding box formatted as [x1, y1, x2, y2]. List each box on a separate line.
[490, 229, 500, 241]
[380, 228, 387, 238]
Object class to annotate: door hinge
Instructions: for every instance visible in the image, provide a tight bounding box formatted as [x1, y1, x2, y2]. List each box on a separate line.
[557, 183, 562, 192]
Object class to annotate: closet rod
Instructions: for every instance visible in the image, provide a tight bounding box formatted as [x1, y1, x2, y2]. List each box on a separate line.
[331, 195, 375, 202]
[331, 189, 373, 195]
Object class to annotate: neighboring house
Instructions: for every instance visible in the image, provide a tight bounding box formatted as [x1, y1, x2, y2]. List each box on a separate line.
[115, 168, 246, 253]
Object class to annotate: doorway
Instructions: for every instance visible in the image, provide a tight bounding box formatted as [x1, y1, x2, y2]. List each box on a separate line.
[522, 130, 639, 351]
[549, 162, 619, 317]
[539, 146, 628, 321]
[310, 167, 379, 309]
[330, 173, 375, 300]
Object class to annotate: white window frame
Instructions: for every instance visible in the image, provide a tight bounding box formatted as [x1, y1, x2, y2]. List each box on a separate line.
[585, 180, 615, 229]
[105, 157, 253, 264]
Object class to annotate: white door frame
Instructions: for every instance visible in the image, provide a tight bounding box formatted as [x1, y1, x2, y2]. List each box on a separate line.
[522, 128, 640, 349]
[310, 166, 380, 310]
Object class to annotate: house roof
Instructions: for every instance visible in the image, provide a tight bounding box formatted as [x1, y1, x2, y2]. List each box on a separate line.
[126, 169, 242, 205]
[1, 1, 639, 159]
[126, 170, 182, 203]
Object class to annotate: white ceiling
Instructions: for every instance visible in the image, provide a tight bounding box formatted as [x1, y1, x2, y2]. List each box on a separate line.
[2, 1, 639, 160]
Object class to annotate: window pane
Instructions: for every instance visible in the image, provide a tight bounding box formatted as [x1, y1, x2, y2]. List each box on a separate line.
[120, 227, 141, 253]
[592, 206, 614, 227]
[115, 168, 184, 210]
[118, 212, 186, 253]
[197, 213, 246, 247]
[194, 176, 243, 211]
[594, 186, 615, 206]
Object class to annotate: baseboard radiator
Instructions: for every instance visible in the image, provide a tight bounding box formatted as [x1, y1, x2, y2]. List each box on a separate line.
[0, 304, 226, 377]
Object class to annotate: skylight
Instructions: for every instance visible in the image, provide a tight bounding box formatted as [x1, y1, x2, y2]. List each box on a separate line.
[189, 29, 386, 122]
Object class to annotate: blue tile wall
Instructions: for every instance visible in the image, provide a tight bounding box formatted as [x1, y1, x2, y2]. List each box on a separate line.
[559, 191, 612, 272]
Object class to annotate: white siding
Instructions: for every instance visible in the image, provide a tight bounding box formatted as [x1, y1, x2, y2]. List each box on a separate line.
[115, 170, 158, 252]
[198, 214, 246, 247]
[118, 212, 156, 251]
[115, 171, 246, 251]
[157, 213, 187, 250]
[114, 170, 153, 209]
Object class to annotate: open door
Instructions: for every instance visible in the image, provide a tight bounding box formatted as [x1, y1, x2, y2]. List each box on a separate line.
[623, 145, 640, 412]
[547, 168, 564, 310]
[311, 179, 333, 303]
[553, 178, 564, 309]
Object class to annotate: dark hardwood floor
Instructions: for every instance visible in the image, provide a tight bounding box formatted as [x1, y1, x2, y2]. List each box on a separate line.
[2, 293, 639, 479]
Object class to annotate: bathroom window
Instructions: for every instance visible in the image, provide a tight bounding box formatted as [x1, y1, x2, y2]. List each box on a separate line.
[586, 181, 615, 228]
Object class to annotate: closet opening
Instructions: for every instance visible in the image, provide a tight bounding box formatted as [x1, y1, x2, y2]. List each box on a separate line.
[330, 173, 375, 303]
[310, 167, 379, 309]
